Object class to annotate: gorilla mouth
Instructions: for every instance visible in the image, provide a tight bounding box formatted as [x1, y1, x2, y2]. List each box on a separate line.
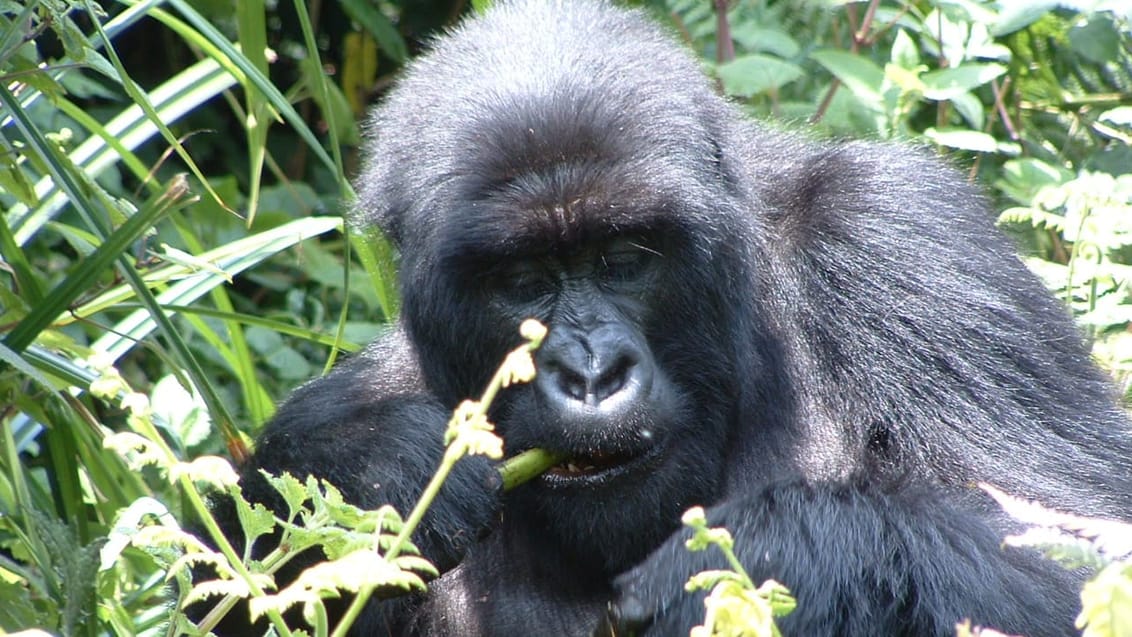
[542, 444, 661, 486]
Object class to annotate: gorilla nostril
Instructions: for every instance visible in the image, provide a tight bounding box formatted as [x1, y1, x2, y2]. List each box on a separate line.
[557, 367, 588, 402]
[593, 357, 633, 402]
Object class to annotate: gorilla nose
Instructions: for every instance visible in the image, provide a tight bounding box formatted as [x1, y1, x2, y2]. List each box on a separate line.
[556, 353, 635, 405]
[537, 326, 654, 413]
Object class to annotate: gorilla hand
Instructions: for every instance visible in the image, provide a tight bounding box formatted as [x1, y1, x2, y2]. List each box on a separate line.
[599, 482, 1084, 637]
[594, 533, 705, 637]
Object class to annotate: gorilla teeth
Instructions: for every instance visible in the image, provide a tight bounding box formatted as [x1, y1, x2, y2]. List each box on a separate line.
[555, 461, 598, 475]
[552, 453, 629, 476]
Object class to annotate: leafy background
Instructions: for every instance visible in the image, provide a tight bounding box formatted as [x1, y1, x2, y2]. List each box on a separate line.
[0, 0, 1130, 635]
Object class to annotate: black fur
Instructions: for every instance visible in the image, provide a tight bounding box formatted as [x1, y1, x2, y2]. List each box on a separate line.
[230, 1, 1132, 635]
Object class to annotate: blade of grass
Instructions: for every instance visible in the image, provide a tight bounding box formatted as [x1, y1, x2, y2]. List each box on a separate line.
[0, 85, 194, 353]
[146, 304, 364, 351]
[168, 209, 274, 428]
[236, 0, 271, 225]
[289, 0, 357, 372]
[90, 216, 342, 359]
[124, 0, 342, 181]
[0, 82, 242, 452]
[12, 57, 236, 244]
[4, 178, 194, 353]
[54, 217, 341, 329]
[82, 0, 232, 217]
[352, 227, 400, 321]
[0, 208, 43, 304]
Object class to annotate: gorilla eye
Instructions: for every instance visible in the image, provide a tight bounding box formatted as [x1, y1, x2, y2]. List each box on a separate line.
[494, 260, 554, 301]
[599, 238, 658, 282]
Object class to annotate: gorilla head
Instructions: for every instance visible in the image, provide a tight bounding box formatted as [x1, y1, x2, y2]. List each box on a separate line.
[230, 1, 1132, 635]
[354, 1, 773, 573]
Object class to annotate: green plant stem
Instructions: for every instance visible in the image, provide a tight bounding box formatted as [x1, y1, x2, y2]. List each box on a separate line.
[124, 411, 295, 637]
[329, 437, 458, 636]
[719, 543, 756, 590]
[498, 448, 562, 491]
[332, 332, 544, 636]
[329, 446, 557, 633]
[313, 599, 330, 637]
[194, 533, 306, 633]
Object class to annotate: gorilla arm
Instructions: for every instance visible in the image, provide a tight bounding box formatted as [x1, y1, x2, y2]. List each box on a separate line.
[604, 482, 1081, 637]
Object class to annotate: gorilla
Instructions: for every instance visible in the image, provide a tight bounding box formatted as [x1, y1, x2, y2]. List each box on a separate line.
[227, 1, 1132, 635]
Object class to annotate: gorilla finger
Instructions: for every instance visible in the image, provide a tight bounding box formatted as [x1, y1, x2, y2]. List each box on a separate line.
[594, 592, 652, 637]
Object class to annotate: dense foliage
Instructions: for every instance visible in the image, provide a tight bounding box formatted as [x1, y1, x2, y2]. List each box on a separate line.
[0, 1, 1129, 635]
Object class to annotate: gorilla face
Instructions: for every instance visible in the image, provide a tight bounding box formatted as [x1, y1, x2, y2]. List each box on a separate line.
[493, 234, 682, 466]
[398, 150, 751, 572]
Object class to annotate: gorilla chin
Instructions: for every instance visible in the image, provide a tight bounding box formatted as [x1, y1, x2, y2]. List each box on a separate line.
[211, 1, 1132, 635]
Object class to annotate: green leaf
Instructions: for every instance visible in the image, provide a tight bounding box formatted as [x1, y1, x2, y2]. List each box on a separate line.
[0, 579, 44, 629]
[1069, 15, 1121, 66]
[718, 54, 805, 97]
[924, 128, 998, 152]
[352, 226, 400, 322]
[921, 63, 1006, 101]
[0, 162, 37, 206]
[151, 375, 212, 448]
[1078, 562, 1132, 637]
[99, 496, 177, 570]
[810, 50, 885, 105]
[890, 29, 920, 70]
[29, 509, 104, 635]
[995, 158, 1073, 206]
[949, 91, 985, 130]
[234, 495, 276, 547]
[992, 0, 1058, 36]
[0, 342, 54, 391]
[165, 0, 343, 181]
[12, 56, 237, 245]
[88, 216, 341, 361]
[731, 27, 800, 58]
[339, 0, 408, 63]
[260, 471, 310, 520]
[2, 168, 193, 354]
[0, 211, 41, 304]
